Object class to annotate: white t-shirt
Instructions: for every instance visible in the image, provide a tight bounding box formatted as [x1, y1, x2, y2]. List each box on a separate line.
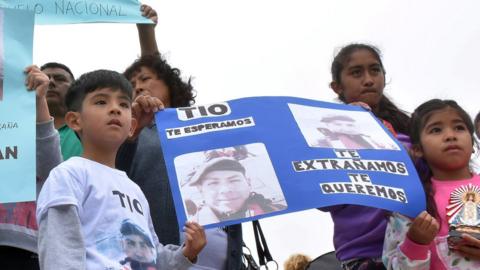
[37, 157, 160, 270]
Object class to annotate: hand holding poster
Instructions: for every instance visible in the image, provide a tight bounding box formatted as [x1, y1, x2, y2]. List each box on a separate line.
[0, 0, 150, 24]
[155, 96, 426, 229]
[0, 7, 35, 203]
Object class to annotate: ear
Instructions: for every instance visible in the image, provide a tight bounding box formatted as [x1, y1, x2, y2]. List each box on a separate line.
[65, 111, 82, 133]
[129, 118, 138, 137]
[410, 144, 424, 159]
[330, 81, 342, 95]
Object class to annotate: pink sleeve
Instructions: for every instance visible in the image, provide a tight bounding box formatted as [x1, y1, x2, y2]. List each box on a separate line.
[400, 236, 430, 260]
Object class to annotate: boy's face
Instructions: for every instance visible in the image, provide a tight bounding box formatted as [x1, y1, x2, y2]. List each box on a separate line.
[129, 66, 171, 107]
[67, 87, 135, 148]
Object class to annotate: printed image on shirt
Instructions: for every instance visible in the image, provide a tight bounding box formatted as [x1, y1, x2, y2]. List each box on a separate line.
[174, 143, 287, 226]
[447, 184, 480, 245]
[96, 219, 156, 270]
[288, 103, 400, 150]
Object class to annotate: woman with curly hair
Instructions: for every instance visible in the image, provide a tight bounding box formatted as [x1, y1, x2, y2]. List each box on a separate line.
[117, 13, 243, 268]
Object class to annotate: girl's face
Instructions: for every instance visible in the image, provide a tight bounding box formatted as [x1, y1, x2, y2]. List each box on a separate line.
[414, 107, 473, 180]
[331, 49, 385, 109]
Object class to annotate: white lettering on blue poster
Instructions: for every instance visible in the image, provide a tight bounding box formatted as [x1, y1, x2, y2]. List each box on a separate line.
[154, 96, 425, 229]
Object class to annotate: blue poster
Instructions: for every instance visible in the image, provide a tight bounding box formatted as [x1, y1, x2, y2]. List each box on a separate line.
[155, 97, 426, 229]
[0, 0, 150, 24]
[0, 7, 35, 203]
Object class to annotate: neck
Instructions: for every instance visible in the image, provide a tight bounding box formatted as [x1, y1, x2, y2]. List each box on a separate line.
[81, 143, 118, 168]
[53, 117, 66, 129]
[431, 167, 472, 181]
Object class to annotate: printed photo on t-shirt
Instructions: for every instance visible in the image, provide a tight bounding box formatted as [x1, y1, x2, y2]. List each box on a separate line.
[95, 219, 157, 270]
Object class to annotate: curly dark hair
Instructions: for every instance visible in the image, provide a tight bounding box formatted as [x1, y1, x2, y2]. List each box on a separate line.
[124, 55, 195, 108]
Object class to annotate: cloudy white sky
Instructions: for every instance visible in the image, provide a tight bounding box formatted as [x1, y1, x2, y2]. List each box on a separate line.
[33, 0, 480, 267]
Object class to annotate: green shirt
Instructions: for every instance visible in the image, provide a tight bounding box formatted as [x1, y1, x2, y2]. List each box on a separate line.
[58, 124, 83, 160]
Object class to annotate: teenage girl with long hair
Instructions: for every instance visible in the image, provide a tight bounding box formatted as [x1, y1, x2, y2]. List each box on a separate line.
[322, 43, 411, 270]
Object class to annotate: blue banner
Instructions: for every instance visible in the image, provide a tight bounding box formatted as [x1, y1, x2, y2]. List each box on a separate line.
[0, 0, 150, 24]
[155, 96, 426, 229]
[0, 7, 35, 203]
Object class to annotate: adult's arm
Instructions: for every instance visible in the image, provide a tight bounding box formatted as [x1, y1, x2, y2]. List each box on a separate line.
[36, 118, 62, 190]
[138, 4, 159, 56]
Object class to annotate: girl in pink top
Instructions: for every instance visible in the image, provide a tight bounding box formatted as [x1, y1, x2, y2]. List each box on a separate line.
[383, 99, 480, 269]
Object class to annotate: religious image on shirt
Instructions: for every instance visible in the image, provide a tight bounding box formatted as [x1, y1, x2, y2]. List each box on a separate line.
[447, 183, 480, 243]
[95, 219, 156, 270]
[288, 103, 400, 150]
[174, 143, 287, 226]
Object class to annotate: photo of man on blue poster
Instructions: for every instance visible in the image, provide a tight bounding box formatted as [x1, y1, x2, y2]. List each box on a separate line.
[289, 103, 399, 150]
[175, 143, 287, 226]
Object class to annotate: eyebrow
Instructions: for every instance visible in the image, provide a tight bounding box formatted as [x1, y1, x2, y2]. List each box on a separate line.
[203, 173, 244, 181]
[118, 94, 131, 102]
[91, 93, 110, 99]
[347, 65, 363, 71]
[91, 92, 131, 101]
[347, 63, 380, 70]
[424, 118, 465, 130]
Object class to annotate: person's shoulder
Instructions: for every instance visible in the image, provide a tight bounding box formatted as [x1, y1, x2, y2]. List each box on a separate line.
[52, 156, 85, 173]
[138, 124, 160, 142]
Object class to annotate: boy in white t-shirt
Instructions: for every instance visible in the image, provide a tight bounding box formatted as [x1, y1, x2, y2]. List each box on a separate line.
[36, 70, 206, 270]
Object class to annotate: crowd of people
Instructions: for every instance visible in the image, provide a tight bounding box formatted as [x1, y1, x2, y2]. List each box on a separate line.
[1, 3, 480, 270]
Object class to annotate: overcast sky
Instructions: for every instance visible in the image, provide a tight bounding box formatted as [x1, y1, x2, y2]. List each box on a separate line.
[33, 0, 480, 267]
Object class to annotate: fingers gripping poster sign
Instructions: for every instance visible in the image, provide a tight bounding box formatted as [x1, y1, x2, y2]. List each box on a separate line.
[155, 96, 426, 229]
[0, 8, 35, 203]
[0, 0, 150, 24]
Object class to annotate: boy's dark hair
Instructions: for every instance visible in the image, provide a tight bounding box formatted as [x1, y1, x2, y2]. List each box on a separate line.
[65, 69, 133, 112]
[331, 43, 411, 134]
[40, 62, 75, 81]
[124, 54, 195, 108]
[474, 111, 480, 138]
[409, 99, 476, 219]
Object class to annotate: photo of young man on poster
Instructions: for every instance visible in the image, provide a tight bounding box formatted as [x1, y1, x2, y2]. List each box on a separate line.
[175, 144, 287, 225]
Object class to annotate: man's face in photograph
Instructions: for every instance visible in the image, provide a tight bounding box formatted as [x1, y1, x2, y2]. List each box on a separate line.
[198, 170, 251, 215]
[121, 234, 155, 263]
